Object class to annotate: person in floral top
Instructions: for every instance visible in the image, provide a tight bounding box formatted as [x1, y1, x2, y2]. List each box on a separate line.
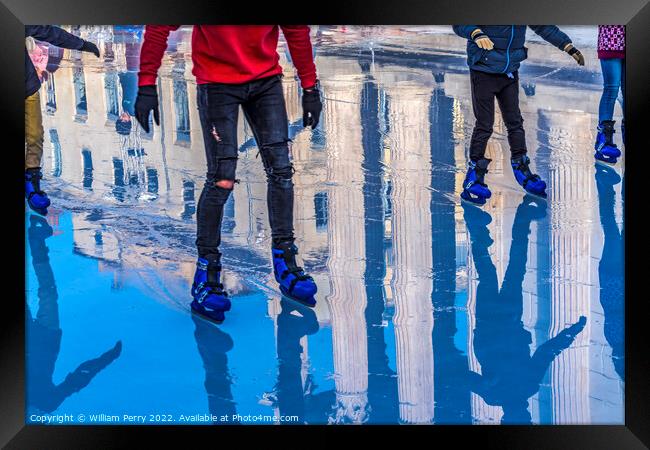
[594, 25, 625, 165]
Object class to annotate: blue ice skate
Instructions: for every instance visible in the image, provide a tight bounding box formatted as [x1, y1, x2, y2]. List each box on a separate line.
[511, 155, 547, 199]
[272, 241, 317, 307]
[594, 120, 622, 165]
[191, 255, 231, 324]
[461, 158, 492, 206]
[594, 162, 621, 187]
[25, 168, 51, 216]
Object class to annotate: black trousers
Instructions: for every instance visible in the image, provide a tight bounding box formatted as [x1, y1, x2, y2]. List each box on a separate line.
[195, 75, 295, 259]
[469, 69, 527, 162]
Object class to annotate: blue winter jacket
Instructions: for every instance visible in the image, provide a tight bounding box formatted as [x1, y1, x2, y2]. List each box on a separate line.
[452, 25, 573, 74]
[25, 26, 86, 98]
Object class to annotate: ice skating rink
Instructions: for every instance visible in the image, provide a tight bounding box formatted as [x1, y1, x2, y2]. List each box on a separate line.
[25, 25, 624, 425]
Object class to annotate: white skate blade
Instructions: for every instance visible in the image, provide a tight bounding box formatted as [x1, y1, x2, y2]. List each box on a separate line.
[595, 158, 618, 167]
[460, 195, 487, 208]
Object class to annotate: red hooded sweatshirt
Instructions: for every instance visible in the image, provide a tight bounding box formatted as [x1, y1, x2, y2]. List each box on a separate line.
[138, 25, 317, 89]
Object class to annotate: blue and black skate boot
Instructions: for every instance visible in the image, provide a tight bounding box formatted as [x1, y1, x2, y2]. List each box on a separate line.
[511, 155, 547, 199]
[272, 241, 317, 307]
[461, 158, 492, 206]
[25, 168, 51, 216]
[191, 254, 231, 324]
[594, 120, 622, 165]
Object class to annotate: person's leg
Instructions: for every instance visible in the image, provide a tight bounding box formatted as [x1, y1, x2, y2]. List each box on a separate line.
[25, 91, 51, 214]
[192, 84, 242, 322]
[462, 70, 497, 204]
[195, 84, 242, 260]
[598, 58, 622, 123]
[495, 72, 526, 159]
[243, 75, 316, 304]
[469, 70, 497, 162]
[25, 91, 44, 170]
[621, 58, 625, 146]
[241, 75, 294, 246]
[595, 59, 623, 163]
[498, 72, 546, 196]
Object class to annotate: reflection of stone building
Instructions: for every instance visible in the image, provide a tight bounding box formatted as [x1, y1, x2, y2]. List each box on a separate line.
[380, 70, 435, 424]
[320, 57, 369, 424]
[32, 25, 622, 424]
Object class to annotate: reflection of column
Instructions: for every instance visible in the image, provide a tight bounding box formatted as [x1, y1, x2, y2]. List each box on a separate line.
[360, 63, 399, 423]
[322, 60, 369, 423]
[430, 83, 472, 424]
[540, 110, 593, 424]
[49, 129, 62, 178]
[104, 69, 119, 121]
[172, 55, 191, 145]
[465, 140, 506, 424]
[382, 74, 434, 424]
[72, 53, 88, 123]
[45, 72, 57, 115]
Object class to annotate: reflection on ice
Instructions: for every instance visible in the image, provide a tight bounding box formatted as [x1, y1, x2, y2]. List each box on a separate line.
[25, 25, 624, 425]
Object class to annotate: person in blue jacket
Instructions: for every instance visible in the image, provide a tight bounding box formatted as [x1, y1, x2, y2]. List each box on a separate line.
[25, 26, 99, 215]
[452, 25, 585, 204]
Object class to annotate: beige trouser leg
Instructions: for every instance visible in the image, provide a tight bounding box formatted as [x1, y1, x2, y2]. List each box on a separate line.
[25, 90, 44, 169]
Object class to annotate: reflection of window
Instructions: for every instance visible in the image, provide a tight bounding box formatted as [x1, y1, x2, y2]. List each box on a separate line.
[73, 66, 88, 122]
[383, 180, 392, 220]
[314, 191, 328, 230]
[181, 179, 195, 220]
[146, 167, 158, 194]
[173, 80, 190, 144]
[112, 158, 125, 202]
[49, 129, 62, 177]
[81, 148, 93, 190]
[45, 73, 56, 115]
[379, 89, 390, 135]
[104, 72, 119, 121]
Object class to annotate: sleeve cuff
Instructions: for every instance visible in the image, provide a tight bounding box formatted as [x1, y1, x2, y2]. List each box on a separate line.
[300, 74, 318, 90]
[138, 74, 157, 87]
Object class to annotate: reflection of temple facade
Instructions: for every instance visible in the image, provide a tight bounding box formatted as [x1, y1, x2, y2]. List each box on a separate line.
[380, 70, 435, 424]
[32, 25, 623, 424]
[320, 57, 369, 423]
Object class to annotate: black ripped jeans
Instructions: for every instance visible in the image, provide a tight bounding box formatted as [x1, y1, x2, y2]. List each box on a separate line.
[196, 75, 294, 259]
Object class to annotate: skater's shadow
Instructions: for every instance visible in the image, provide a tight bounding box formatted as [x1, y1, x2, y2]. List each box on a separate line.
[594, 164, 624, 381]
[263, 299, 334, 424]
[463, 197, 587, 424]
[191, 314, 238, 423]
[26, 214, 122, 415]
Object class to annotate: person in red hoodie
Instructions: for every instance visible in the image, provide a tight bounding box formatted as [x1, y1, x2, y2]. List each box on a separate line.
[135, 25, 322, 324]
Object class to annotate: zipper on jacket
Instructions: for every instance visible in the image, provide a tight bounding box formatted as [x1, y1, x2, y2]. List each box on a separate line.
[503, 25, 514, 73]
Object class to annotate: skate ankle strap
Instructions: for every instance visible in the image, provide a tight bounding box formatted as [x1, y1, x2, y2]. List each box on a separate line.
[280, 266, 313, 282]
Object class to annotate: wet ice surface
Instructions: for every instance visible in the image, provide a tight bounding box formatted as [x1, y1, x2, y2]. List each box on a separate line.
[25, 25, 624, 425]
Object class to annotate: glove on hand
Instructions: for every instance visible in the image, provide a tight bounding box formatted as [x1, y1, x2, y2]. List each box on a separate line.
[134, 85, 160, 133]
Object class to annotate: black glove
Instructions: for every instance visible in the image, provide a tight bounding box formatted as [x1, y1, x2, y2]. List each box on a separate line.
[81, 40, 100, 58]
[564, 44, 585, 66]
[302, 83, 322, 129]
[134, 85, 160, 133]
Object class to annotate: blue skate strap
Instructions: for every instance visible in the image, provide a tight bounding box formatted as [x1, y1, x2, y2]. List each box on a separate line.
[280, 267, 313, 294]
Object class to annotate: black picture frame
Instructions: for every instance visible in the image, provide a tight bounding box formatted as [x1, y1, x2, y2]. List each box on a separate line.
[2, 0, 648, 447]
